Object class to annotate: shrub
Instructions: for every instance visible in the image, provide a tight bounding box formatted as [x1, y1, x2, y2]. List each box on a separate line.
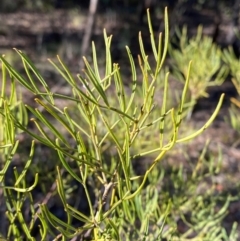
[0, 8, 234, 241]
[169, 25, 228, 118]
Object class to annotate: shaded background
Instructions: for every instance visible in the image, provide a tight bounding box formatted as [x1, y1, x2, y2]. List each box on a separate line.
[0, 0, 240, 69]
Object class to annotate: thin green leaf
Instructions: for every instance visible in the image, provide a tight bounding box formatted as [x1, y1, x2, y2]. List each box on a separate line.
[177, 94, 224, 143]
[0, 56, 35, 93]
[104, 29, 113, 77]
[15, 140, 35, 186]
[0, 141, 19, 183]
[158, 7, 169, 70]
[147, 9, 157, 61]
[83, 57, 109, 106]
[55, 139, 84, 184]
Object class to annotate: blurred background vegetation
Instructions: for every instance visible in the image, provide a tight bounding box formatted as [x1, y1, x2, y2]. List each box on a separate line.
[0, 0, 239, 65]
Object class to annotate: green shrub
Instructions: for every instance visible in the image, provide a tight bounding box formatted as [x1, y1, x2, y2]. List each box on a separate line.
[0, 8, 235, 241]
[223, 46, 240, 139]
[169, 25, 228, 118]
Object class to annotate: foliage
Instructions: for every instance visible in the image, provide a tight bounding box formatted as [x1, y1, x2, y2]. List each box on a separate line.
[0, 8, 237, 241]
[222, 46, 240, 135]
[169, 26, 228, 117]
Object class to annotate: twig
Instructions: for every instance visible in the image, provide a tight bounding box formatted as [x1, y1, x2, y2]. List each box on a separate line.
[79, 0, 99, 69]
